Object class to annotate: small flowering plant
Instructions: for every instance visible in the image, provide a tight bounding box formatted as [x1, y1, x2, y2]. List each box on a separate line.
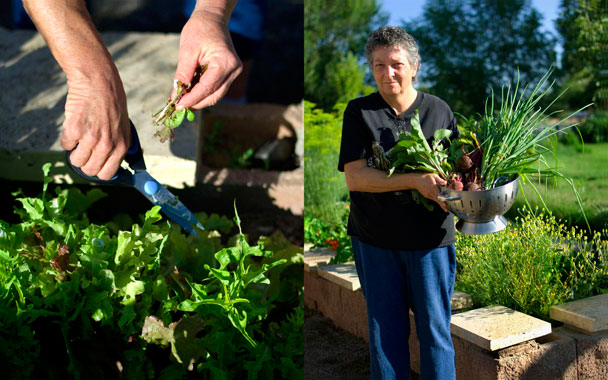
[455, 207, 608, 321]
[304, 212, 352, 263]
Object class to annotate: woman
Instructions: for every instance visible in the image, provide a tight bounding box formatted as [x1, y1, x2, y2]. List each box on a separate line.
[338, 26, 458, 380]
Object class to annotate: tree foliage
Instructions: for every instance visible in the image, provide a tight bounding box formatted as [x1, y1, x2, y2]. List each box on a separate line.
[557, 0, 608, 109]
[304, 0, 387, 109]
[404, 0, 557, 115]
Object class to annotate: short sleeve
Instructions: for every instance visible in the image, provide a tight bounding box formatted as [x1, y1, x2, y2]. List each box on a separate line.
[338, 102, 369, 172]
[448, 110, 460, 141]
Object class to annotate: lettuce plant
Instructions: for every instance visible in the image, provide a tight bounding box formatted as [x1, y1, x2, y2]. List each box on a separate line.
[0, 164, 303, 379]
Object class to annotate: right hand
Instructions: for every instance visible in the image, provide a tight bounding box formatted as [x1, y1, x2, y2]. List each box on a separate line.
[61, 69, 131, 181]
[414, 173, 449, 212]
[172, 8, 242, 110]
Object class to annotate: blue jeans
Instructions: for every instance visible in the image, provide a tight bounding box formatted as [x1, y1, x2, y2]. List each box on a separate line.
[351, 237, 456, 380]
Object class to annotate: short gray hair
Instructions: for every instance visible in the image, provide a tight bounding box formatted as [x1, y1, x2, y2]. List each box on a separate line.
[364, 26, 421, 82]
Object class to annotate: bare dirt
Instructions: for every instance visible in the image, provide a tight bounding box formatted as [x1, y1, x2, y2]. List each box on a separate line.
[304, 308, 421, 380]
[304, 308, 371, 380]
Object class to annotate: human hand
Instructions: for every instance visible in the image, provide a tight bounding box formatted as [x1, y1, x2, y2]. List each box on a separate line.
[172, 9, 242, 110]
[61, 70, 131, 180]
[414, 173, 449, 212]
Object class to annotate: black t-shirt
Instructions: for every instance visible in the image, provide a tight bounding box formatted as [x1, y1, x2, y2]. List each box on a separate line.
[338, 91, 459, 251]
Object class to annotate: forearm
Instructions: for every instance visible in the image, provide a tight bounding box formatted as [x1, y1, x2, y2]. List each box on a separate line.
[193, 0, 237, 23]
[22, 0, 117, 83]
[344, 161, 421, 193]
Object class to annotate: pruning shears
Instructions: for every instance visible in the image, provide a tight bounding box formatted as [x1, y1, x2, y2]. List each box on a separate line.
[65, 120, 204, 236]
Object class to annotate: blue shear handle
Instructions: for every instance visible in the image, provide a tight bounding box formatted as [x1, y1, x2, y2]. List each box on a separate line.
[65, 120, 144, 186]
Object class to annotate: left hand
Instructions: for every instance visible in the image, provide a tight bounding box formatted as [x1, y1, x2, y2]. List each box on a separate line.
[172, 9, 242, 110]
[414, 173, 449, 212]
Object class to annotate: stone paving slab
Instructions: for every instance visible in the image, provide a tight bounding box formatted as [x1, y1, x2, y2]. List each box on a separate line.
[452, 291, 473, 311]
[303, 247, 336, 272]
[550, 293, 608, 333]
[318, 263, 361, 291]
[1, 27, 198, 188]
[451, 305, 552, 352]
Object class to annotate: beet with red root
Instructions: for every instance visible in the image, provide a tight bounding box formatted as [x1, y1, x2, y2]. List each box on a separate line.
[449, 179, 464, 191]
[456, 155, 474, 173]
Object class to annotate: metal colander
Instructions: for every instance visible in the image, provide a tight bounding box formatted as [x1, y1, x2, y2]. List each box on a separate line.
[438, 178, 519, 235]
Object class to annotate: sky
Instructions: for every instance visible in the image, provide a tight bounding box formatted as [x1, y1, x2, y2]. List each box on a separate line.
[382, 0, 562, 40]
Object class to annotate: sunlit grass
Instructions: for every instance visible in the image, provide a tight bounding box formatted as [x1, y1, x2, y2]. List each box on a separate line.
[506, 142, 608, 232]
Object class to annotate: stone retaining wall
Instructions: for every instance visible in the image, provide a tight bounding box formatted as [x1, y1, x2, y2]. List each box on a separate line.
[305, 246, 608, 379]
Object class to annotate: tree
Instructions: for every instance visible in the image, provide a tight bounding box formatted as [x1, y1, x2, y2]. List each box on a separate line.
[304, 0, 387, 110]
[404, 0, 557, 115]
[557, 0, 608, 110]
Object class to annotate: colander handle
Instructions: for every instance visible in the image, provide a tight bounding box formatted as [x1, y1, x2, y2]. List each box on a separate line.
[438, 193, 461, 202]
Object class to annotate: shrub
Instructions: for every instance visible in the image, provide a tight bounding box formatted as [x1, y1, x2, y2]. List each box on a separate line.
[561, 111, 608, 145]
[455, 207, 608, 321]
[304, 101, 350, 227]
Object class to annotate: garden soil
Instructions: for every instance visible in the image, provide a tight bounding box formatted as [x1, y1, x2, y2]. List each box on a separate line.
[304, 309, 421, 380]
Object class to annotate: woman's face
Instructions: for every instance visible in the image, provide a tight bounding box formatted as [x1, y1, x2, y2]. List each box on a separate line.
[371, 45, 417, 98]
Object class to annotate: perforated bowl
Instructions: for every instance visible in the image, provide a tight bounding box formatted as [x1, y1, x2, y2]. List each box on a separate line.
[438, 178, 519, 235]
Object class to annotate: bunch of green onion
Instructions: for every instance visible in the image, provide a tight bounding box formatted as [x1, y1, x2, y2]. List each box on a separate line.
[457, 69, 591, 228]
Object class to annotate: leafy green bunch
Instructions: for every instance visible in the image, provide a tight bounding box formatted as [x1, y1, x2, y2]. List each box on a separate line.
[387, 110, 453, 181]
[386, 110, 454, 210]
[459, 69, 590, 188]
[457, 69, 592, 228]
[0, 164, 303, 379]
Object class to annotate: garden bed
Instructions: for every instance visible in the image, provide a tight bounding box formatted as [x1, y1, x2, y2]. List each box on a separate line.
[304, 246, 608, 379]
[0, 172, 304, 379]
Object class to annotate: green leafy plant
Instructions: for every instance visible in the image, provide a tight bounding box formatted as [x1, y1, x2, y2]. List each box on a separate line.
[388, 110, 452, 181]
[387, 110, 453, 210]
[304, 211, 353, 264]
[0, 164, 303, 379]
[458, 70, 590, 189]
[455, 207, 608, 321]
[304, 101, 350, 227]
[153, 65, 206, 143]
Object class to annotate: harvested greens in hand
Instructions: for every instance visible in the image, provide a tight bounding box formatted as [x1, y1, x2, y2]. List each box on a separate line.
[153, 65, 207, 143]
[379, 69, 591, 225]
[385, 110, 453, 210]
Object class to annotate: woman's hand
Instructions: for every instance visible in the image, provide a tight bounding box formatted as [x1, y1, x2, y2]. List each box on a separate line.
[62, 69, 131, 180]
[414, 173, 449, 212]
[23, 0, 132, 180]
[172, 8, 242, 110]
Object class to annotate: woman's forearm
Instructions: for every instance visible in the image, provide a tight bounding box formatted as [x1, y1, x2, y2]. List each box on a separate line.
[344, 159, 421, 193]
[22, 0, 117, 82]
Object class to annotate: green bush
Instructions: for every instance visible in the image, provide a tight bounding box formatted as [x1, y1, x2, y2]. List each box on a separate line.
[304, 101, 350, 227]
[455, 207, 608, 321]
[561, 112, 608, 145]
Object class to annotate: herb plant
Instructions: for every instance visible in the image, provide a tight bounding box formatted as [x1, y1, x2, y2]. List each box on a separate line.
[455, 207, 608, 321]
